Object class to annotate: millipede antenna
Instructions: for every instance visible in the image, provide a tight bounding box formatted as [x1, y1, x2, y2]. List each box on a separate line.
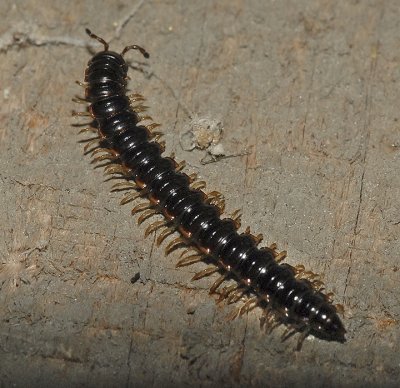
[121, 44, 149, 59]
[85, 28, 109, 51]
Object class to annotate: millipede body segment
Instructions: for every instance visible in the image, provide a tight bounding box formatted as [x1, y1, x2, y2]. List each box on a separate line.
[74, 29, 346, 347]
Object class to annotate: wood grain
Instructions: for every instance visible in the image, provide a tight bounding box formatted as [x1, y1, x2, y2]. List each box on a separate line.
[0, 0, 399, 386]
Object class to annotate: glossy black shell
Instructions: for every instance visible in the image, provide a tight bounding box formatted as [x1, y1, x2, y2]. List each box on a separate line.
[84, 48, 346, 343]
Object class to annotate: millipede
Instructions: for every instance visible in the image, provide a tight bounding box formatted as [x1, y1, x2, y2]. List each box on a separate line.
[73, 29, 346, 349]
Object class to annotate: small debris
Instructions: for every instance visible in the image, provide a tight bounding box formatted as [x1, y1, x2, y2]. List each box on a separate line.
[3, 88, 10, 100]
[180, 115, 249, 164]
[186, 304, 196, 315]
[180, 115, 224, 152]
[200, 149, 251, 165]
[208, 143, 225, 157]
[0, 241, 47, 287]
[130, 272, 141, 284]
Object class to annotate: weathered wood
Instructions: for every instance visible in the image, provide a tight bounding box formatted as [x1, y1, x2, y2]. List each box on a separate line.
[0, 0, 399, 386]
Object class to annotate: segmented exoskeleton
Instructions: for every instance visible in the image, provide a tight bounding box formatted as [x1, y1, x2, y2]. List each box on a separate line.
[73, 29, 346, 348]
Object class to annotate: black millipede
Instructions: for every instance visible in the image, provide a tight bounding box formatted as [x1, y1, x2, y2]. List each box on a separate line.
[73, 29, 346, 349]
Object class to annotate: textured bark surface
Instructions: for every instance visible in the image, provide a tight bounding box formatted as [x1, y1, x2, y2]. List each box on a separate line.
[0, 1, 399, 386]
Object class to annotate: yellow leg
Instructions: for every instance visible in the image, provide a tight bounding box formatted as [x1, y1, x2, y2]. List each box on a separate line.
[191, 266, 218, 281]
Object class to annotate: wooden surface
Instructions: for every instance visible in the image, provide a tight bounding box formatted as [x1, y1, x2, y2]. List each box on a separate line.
[0, 0, 399, 386]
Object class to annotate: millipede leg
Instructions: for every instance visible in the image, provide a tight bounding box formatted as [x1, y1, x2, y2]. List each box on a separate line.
[146, 123, 162, 133]
[311, 279, 325, 291]
[302, 270, 322, 281]
[131, 202, 152, 215]
[151, 133, 164, 143]
[191, 266, 218, 281]
[296, 329, 310, 351]
[325, 292, 335, 303]
[209, 274, 227, 294]
[226, 290, 244, 304]
[165, 237, 187, 255]
[261, 315, 280, 334]
[158, 140, 166, 152]
[83, 138, 101, 152]
[334, 303, 345, 316]
[239, 297, 258, 316]
[72, 97, 88, 104]
[205, 191, 226, 213]
[217, 284, 238, 303]
[92, 148, 119, 163]
[191, 181, 207, 190]
[78, 127, 98, 134]
[139, 115, 153, 122]
[225, 307, 241, 321]
[92, 147, 119, 157]
[120, 191, 142, 205]
[75, 80, 87, 88]
[269, 243, 278, 251]
[137, 209, 158, 224]
[225, 296, 257, 321]
[132, 104, 149, 113]
[176, 253, 203, 268]
[207, 190, 223, 198]
[275, 250, 287, 263]
[144, 220, 168, 237]
[187, 173, 198, 183]
[93, 154, 117, 163]
[156, 227, 175, 246]
[294, 264, 305, 277]
[111, 181, 137, 192]
[178, 248, 192, 258]
[72, 111, 91, 117]
[175, 160, 186, 172]
[105, 164, 132, 176]
[281, 327, 297, 342]
[230, 209, 242, 229]
[244, 226, 263, 245]
[129, 93, 145, 102]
